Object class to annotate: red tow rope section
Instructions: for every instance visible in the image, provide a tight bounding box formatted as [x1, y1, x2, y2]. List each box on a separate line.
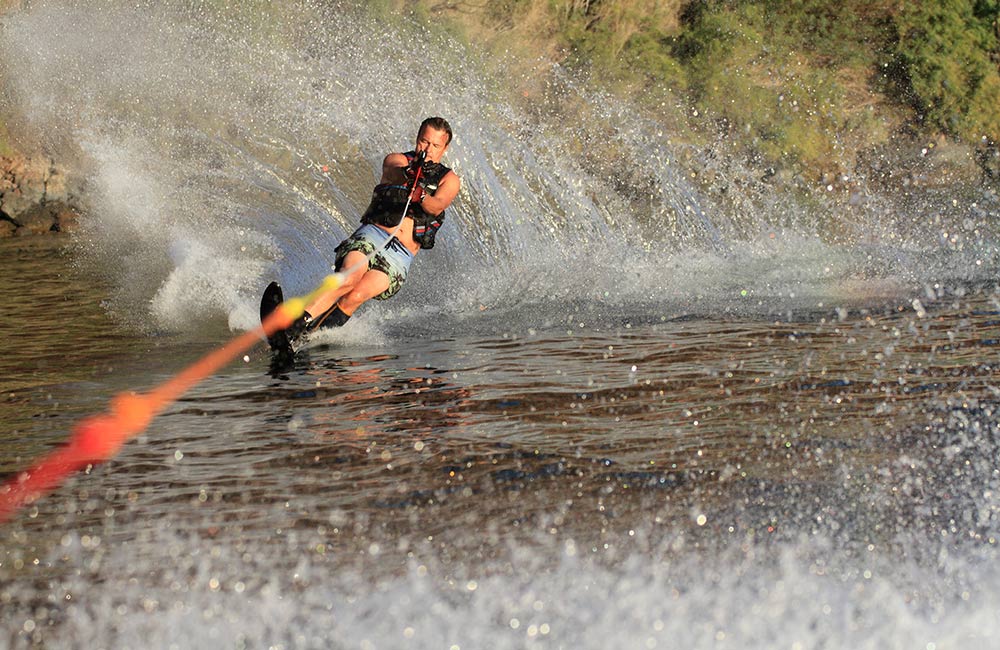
[0, 296, 305, 523]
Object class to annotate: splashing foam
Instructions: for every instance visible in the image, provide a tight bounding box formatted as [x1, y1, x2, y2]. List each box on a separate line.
[1, 1, 997, 335]
[4, 527, 997, 648]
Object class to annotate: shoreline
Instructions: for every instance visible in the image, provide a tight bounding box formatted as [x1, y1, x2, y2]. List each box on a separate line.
[0, 153, 82, 237]
[0, 2, 996, 240]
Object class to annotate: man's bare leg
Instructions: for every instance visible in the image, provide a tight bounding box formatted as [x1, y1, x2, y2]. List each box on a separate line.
[337, 270, 392, 316]
[304, 250, 370, 317]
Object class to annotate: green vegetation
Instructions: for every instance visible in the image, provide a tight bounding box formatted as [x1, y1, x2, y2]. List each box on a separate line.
[426, 0, 1000, 181]
[1, 0, 996, 183]
[893, 1, 1000, 144]
[668, 1, 895, 173]
[555, 0, 688, 88]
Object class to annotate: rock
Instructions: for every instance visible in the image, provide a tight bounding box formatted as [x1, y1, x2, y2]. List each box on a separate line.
[914, 139, 982, 186]
[1, 155, 55, 212]
[857, 134, 987, 190]
[976, 140, 1000, 182]
[13, 203, 56, 235]
[0, 214, 15, 237]
[52, 202, 80, 232]
[11, 201, 80, 236]
[0, 153, 82, 237]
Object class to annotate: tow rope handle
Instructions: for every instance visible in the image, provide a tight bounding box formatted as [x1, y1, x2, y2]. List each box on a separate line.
[408, 148, 427, 178]
[405, 149, 426, 205]
[392, 149, 426, 230]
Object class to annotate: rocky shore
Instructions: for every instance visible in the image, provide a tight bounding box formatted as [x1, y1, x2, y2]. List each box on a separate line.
[0, 154, 82, 237]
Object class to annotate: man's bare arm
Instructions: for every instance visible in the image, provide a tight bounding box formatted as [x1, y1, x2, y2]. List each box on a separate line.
[419, 171, 460, 217]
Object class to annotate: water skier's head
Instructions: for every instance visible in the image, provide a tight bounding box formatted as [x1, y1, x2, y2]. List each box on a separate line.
[415, 117, 453, 164]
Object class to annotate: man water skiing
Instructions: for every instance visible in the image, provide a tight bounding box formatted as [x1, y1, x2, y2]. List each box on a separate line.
[264, 116, 461, 354]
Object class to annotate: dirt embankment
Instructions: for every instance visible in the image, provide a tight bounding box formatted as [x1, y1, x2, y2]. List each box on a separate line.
[0, 155, 82, 237]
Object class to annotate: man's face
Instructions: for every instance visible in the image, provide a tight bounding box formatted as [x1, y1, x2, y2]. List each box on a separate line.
[415, 126, 450, 163]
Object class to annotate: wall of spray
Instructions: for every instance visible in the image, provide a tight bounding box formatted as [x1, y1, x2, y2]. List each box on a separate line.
[1, 1, 997, 335]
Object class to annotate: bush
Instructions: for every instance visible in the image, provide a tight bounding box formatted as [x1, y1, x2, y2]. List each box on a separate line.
[671, 3, 870, 172]
[554, 0, 688, 90]
[892, 1, 1000, 143]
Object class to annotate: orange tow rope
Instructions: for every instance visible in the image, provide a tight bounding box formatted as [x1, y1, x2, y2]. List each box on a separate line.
[0, 152, 430, 524]
[0, 283, 334, 523]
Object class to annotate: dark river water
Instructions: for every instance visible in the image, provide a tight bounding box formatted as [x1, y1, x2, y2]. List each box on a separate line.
[3, 2, 1000, 647]
[3, 235, 1000, 649]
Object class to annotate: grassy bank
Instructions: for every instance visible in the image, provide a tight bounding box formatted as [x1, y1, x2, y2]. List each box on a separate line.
[2, 1, 996, 187]
[413, 0, 1000, 185]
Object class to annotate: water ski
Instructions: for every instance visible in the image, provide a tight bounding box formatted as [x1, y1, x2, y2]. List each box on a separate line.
[260, 281, 295, 358]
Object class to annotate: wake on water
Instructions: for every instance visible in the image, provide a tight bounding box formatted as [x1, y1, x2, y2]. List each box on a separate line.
[3, 3, 1000, 649]
[1, 1, 997, 339]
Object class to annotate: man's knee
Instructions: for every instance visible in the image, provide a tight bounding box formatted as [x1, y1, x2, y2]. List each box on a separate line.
[343, 277, 390, 309]
[341, 288, 373, 312]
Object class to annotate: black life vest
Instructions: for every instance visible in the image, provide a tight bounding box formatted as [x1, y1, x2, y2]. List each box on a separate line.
[360, 151, 451, 249]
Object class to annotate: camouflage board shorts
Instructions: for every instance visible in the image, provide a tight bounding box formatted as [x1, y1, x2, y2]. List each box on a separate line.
[334, 224, 413, 300]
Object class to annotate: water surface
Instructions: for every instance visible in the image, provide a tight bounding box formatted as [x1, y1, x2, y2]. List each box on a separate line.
[2, 2, 1000, 647]
[3, 237, 1000, 648]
